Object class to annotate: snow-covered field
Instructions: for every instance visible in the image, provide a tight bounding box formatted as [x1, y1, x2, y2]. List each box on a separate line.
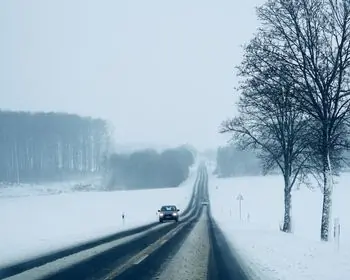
[209, 173, 350, 280]
[0, 176, 104, 198]
[0, 168, 197, 268]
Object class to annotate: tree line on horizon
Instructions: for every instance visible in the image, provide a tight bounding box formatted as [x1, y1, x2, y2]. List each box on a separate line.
[215, 145, 261, 177]
[105, 146, 195, 190]
[0, 110, 195, 191]
[0, 110, 111, 183]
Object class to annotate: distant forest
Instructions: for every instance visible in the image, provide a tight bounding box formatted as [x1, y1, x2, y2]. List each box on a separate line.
[214, 144, 261, 177]
[0, 110, 195, 189]
[106, 146, 195, 190]
[215, 144, 350, 178]
[0, 111, 111, 183]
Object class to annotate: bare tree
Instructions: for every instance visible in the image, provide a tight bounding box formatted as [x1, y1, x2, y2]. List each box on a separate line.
[254, 0, 350, 241]
[221, 54, 310, 232]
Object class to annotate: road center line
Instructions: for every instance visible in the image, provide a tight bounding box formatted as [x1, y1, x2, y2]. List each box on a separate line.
[103, 221, 189, 280]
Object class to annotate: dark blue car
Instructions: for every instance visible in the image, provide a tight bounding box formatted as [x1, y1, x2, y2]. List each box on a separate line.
[158, 205, 180, 223]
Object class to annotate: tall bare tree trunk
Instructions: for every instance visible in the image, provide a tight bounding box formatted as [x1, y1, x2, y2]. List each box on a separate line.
[283, 174, 292, 232]
[321, 150, 333, 241]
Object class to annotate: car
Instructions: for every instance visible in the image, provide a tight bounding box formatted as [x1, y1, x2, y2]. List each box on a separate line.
[158, 205, 180, 223]
[201, 201, 209, 206]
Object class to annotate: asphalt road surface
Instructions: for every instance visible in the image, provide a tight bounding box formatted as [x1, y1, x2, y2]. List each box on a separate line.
[152, 206, 211, 280]
[2, 166, 252, 280]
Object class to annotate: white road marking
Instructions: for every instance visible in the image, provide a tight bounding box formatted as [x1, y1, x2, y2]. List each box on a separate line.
[103, 221, 190, 279]
[133, 254, 149, 265]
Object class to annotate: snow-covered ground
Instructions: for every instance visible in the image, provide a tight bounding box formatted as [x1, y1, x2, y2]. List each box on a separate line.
[0, 176, 104, 198]
[209, 173, 350, 280]
[0, 168, 197, 268]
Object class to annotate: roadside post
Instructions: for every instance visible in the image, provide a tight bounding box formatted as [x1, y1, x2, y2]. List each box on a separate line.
[122, 212, 125, 224]
[236, 193, 244, 221]
[334, 217, 340, 251]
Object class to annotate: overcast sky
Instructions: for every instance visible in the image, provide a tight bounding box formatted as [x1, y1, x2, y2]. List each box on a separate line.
[0, 0, 264, 151]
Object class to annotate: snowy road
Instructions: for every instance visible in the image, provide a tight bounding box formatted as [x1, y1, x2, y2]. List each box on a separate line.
[2, 167, 252, 280]
[103, 169, 251, 280]
[153, 208, 210, 280]
[114, 206, 250, 280]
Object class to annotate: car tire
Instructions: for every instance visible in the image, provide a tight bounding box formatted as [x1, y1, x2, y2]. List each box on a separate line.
[159, 219, 163, 223]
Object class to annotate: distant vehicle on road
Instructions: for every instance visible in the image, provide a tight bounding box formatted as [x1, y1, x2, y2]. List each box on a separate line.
[201, 201, 209, 206]
[158, 205, 180, 223]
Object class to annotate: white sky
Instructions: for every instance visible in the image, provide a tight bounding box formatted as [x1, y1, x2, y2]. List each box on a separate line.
[0, 0, 264, 151]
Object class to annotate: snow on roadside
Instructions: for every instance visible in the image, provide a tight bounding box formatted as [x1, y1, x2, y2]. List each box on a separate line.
[0, 168, 198, 268]
[209, 174, 350, 280]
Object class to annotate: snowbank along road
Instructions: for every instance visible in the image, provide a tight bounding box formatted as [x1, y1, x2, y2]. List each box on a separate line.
[2, 165, 252, 280]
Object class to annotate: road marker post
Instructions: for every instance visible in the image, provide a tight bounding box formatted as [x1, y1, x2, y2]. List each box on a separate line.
[236, 193, 244, 221]
[334, 217, 340, 251]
